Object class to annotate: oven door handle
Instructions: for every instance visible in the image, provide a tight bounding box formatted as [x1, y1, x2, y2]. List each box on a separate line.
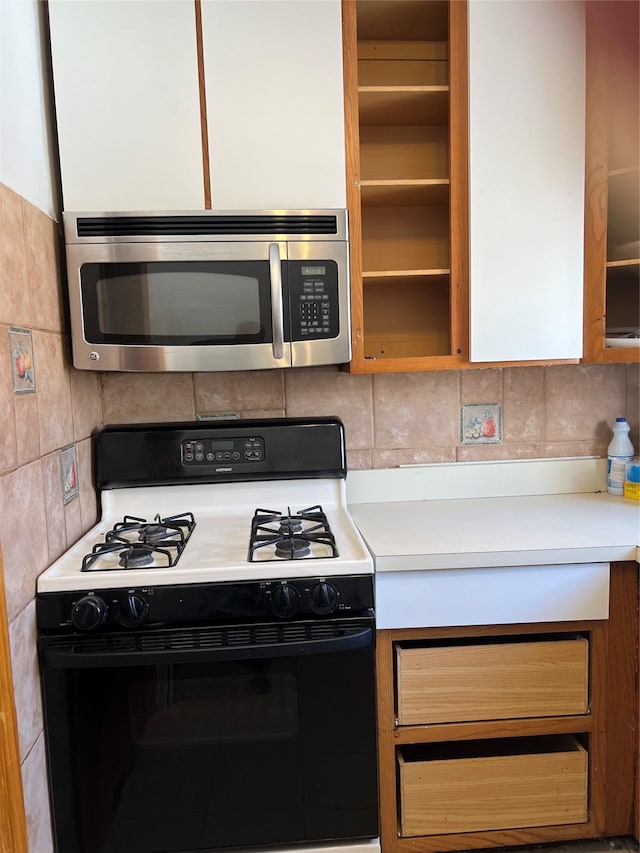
[269, 242, 285, 360]
[41, 625, 374, 669]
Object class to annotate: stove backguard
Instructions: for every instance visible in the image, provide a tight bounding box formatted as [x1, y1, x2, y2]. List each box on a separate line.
[96, 417, 347, 489]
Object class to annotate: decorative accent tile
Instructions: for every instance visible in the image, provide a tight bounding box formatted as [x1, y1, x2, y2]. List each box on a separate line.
[461, 403, 502, 445]
[8, 327, 35, 393]
[60, 443, 79, 504]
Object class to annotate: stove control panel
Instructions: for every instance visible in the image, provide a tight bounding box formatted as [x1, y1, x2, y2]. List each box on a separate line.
[36, 576, 375, 634]
[182, 436, 264, 465]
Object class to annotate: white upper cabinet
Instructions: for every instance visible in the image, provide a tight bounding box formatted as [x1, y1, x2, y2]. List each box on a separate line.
[48, 0, 347, 214]
[48, 0, 205, 212]
[468, 0, 586, 362]
[200, 0, 347, 210]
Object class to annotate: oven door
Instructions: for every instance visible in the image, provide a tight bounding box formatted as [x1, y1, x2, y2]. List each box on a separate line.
[39, 618, 378, 853]
[67, 240, 292, 372]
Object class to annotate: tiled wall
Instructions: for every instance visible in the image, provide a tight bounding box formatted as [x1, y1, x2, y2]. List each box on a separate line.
[102, 362, 640, 470]
[0, 182, 102, 852]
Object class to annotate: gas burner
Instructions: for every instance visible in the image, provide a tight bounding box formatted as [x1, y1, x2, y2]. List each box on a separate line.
[119, 543, 154, 567]
[275, 538, 311, 559]
[249, 505, 338, 562]
[279, 518, 303, 536]
[140, 524, 174, 544]
[111, 512, 196, 545]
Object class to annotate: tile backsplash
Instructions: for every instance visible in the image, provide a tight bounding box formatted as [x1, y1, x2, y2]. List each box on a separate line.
[101, 362, 639, 470]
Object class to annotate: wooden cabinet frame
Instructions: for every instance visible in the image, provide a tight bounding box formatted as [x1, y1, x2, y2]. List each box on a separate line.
[376, 562, 639, 852]
[583, 1, 639, 363]
[342, 0, 469, 373]
[0, 550, 29, 853]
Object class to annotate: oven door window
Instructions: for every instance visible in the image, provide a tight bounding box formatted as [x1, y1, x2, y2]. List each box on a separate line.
[80, 261, 281, 346]
[41, 641, 378, 853]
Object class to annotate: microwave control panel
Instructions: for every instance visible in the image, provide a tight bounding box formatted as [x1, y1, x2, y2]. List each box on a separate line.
[288, 261, 339, 340]
[182, 436, 264, 465]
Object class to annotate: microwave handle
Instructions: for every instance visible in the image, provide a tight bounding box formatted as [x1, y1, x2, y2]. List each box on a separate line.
[268, 243, 285, 360]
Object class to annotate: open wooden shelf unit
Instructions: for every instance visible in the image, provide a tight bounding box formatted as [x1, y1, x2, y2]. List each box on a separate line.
[584, 0, 639, 362]
[342, 0, 469, 373]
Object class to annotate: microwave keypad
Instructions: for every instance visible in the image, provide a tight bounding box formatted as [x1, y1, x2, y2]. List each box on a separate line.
[300, 284, 330, 336]
[289, 262, 339, 341]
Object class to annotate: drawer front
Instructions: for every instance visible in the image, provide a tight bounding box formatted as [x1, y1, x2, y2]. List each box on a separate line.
[396, 637, 588, 725]
[398, 736, 588, 836]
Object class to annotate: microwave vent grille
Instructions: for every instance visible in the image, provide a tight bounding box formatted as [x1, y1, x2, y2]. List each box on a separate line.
[75, 214, 339, 238]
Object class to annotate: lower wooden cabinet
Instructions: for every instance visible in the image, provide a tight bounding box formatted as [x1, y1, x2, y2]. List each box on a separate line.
[396, 636, 589, 724]
[398, 735, 588, 836]
[376, 562, 638, 853]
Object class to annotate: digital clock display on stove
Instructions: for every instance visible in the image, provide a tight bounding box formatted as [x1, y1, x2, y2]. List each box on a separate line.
[210, 439, 234, 451]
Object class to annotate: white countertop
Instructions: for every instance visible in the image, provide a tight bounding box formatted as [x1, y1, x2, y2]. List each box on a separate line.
[345, 458, 639, 628]
[346, 457, 639, 572]
[348, 491, 639, 572]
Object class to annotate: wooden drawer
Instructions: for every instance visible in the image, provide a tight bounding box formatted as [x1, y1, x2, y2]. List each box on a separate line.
[396, 636, 588, 725]
[398, 735, 588, 836]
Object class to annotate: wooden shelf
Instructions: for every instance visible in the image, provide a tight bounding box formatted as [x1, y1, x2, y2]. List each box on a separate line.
[359, 87, 448, 126]
[355, 1, 449, 42]
[607, 258, 640, 269]
[608, 166, 639, 178]
[363, 277, 451, 359]
[362, 205, 449, 273]
[360, 125, 448, 181]
[360, 181, 449, 207]
[363, 271, 449, 282]
[358, 40, 448, 87]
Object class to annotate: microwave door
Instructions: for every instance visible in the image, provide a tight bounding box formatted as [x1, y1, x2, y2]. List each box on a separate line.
[66, 241, 292, 372]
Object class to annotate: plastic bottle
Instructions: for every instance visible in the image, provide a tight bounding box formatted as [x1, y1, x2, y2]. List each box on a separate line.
[624, 458, 640, 501]
[607, 417, 635, 495]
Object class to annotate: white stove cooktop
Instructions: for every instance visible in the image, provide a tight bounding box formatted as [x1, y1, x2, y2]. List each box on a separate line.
[38, 479, 373, 593]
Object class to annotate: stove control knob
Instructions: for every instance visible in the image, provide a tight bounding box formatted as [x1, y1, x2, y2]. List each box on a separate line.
[270, 584, 301, 618]
[116, 594, 149, 628]
[71, 595, 108, 631]
[308, 582, 338, 615]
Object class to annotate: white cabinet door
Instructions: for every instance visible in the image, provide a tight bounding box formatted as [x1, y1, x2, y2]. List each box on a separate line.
[468, 0, 585, 362]
[200, 0, 346, 210]
[48, 0, 204, 211]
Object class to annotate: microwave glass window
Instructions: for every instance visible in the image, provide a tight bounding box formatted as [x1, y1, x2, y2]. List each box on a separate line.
[81, 262, 275, 345]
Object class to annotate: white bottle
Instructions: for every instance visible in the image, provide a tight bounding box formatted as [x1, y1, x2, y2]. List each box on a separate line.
[607, 417, 635, 495]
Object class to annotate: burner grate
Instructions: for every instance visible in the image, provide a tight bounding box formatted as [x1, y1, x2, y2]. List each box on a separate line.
[248, 505, 338, 562]
[81, 512, 196, 572]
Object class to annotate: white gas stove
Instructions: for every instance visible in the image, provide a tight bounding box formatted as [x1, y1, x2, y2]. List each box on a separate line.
[37, 419, 379, 853]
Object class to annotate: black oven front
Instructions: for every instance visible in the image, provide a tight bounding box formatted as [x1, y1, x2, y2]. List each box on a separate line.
[37, 579, 378, 853]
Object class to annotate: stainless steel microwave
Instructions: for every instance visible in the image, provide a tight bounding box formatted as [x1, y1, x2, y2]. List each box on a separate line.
[63, 209, 351, 372]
